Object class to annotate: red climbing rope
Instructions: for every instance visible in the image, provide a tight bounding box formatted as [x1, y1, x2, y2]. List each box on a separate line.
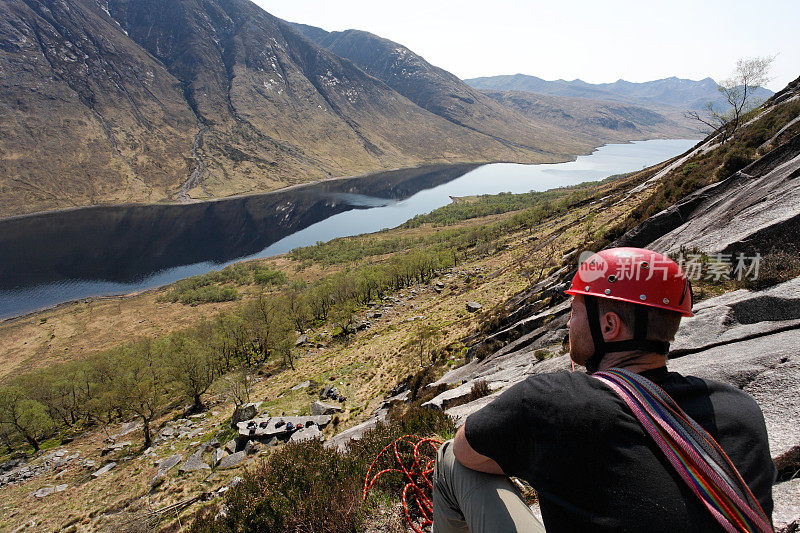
[363, 434, 442, 533]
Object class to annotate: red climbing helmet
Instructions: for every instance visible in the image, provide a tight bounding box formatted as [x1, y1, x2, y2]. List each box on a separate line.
[564, 248, 693, 372]
[565, 247, 693, 317]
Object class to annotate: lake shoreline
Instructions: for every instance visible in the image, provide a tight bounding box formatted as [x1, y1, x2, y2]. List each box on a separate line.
[0, 135, 702, 223]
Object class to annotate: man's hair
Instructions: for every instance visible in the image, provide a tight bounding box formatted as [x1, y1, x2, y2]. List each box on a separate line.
[597, 298, 682, 343]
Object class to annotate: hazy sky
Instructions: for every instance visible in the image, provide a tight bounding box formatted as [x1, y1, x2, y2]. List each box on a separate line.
[254, 0, 797, 92]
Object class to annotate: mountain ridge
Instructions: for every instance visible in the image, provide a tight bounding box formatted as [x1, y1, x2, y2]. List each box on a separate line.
[465, 73, 773, 110]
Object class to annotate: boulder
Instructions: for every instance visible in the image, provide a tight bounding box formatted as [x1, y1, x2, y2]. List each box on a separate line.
[325, 410, 388, 452]
[466, 302, 482, 312]
[423, 380, 504, 411]
[295, 334, 309, 346]
[150, 454, 182, 487]
[311, 401, 342, 416]
[291, 380, 312, 391]
[224, 439, 238, 454]
[34, 485, 55, 499]
[211, 448, 226, 467]
[230, 403, 259, 428]
[319, 386, 340, 401]
[91, 462, 116, 478]
[179, 454, 210, 473]
[244, 440, 259, 455]
[218, 451, 246, 470]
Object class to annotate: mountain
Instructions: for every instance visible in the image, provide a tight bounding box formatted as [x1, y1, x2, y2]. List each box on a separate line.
[465, 74, 774, 111]
[0, 0, 696, 219]
[290, 24, 697, 148]
[476, 90, 698, 142]
[289, 23, 581, 155]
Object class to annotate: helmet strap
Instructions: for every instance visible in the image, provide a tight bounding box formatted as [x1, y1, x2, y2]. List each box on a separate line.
[583, 296, 670, 374]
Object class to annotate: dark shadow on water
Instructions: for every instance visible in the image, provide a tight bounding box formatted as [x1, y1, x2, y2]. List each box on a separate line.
[0, 164, 478, 290]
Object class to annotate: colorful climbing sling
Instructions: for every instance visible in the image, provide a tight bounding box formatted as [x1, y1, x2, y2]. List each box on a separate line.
[593, 368, 773, 533]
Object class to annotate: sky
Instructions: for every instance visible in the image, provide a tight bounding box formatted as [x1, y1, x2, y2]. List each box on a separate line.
[254, 0, 798, 92]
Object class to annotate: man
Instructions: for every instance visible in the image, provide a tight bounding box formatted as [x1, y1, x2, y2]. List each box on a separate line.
[432, 247, 775, 532]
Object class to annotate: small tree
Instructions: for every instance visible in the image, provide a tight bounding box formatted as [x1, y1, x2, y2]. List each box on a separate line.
[330, 299, 359, 342]
[243, 294, 295, 368]
[224, 365, 252, 408]
[112, 340, 170, 449]
[164, 332, 218, 413]
[686, 56, 774, 143]
[411, 323, 442, 366]
[0, 386, 54, 453]
[282, 288, 311, 333]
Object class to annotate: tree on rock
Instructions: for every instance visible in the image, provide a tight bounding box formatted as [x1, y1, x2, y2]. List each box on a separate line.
[686, 56, 774, 143]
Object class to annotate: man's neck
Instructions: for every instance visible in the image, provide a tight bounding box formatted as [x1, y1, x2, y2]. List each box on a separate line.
[596, 351, 667, 374]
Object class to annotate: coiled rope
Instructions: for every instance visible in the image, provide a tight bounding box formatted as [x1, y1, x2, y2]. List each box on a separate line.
[363, 434, 442, 533]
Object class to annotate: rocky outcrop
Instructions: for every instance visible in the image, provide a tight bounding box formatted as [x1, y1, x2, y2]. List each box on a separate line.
[311, 401, 342, 416]
[217, 451, 246, 470]
[615, 132, 800, 256]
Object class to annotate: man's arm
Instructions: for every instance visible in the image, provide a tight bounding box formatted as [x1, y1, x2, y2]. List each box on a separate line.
[453, 424, 505, 475]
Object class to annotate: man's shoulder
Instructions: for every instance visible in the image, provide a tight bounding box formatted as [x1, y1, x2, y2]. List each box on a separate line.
[514, 370, 622, 412]
[665, 372, 763, 410]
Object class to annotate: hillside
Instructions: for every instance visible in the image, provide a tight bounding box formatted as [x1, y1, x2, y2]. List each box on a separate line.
[0, 76, 797, 531]
[292, 23, 698, 146]
[0, 0, 700, 219]
[465, 74, 774, 111]
[477, 90, 698, 142]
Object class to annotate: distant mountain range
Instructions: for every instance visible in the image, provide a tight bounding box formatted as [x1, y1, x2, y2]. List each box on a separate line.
[465, 74, 774, 111]
[0, 0, 697, 218]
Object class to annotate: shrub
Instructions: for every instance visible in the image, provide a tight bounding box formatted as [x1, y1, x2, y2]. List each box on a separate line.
[253, 267, 287, 286]
[190, 440, 367, 533]
[190, 407, 455, 532]
[736, 250, 800, 290]
[467, 380, 491, 402]
[175, 285, 238, 305]
[717, 149, 754, 180]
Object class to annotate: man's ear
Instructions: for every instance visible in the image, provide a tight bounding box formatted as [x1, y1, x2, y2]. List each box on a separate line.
[601, 311, 624, 341]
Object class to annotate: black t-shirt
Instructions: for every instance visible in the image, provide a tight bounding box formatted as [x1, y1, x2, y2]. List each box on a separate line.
[464, 367, 776, 532]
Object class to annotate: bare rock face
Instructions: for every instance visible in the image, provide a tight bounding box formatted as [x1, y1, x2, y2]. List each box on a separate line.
[217, 451, 246, 470]
[311, 401, 343, 416]
[179, 454, 210, 473]
[289, 425, 323, 443]
[615, 131, 800, 257]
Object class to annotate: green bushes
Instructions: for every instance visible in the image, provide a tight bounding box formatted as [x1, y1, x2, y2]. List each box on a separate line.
[168, 285, 239, 305]
[190, 407, 455, 532]
[253, 267, 287, 286]
[717, 148, 755, 180]
[158, 264, 287, 305]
